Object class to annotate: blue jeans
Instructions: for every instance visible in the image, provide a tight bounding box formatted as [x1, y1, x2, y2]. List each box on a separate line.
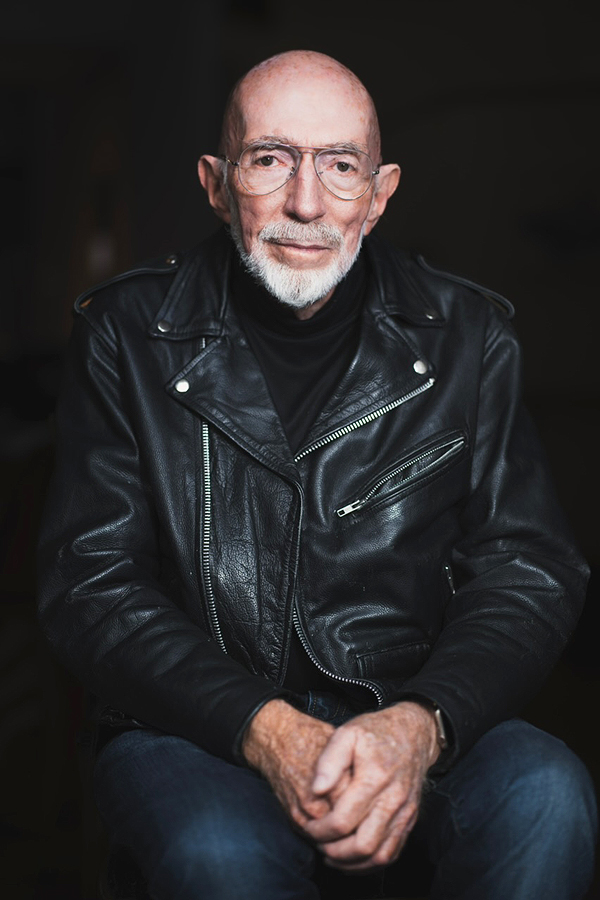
[93, 693, 597, 900]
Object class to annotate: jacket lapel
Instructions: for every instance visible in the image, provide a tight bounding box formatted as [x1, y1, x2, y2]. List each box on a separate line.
[166, 329, 299, 483]
[295, 298, 436, 455]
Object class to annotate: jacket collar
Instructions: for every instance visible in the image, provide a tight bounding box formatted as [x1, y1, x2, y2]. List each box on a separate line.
[148, 229, 446, 340]
[148, 230, 232, 339]
[365, 232, 446, 327]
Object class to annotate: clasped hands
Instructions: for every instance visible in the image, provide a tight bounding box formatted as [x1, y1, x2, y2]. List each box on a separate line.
[242, 698, 440, 871]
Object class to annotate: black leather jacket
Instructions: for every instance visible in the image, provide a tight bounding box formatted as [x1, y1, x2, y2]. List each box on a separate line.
[37, 229, 588, 767]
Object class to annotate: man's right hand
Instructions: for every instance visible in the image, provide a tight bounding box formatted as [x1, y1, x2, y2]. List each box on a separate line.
[242, 699, 343, 833]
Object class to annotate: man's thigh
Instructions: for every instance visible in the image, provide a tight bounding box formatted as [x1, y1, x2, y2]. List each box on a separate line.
[93, 728, 318, 900]
[414, 719, 597, 900]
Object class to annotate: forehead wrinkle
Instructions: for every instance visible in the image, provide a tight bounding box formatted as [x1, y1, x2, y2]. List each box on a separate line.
[219, 51, 381, 162]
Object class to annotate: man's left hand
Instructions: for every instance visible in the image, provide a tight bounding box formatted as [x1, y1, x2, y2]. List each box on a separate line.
[303, 702, 440, 870]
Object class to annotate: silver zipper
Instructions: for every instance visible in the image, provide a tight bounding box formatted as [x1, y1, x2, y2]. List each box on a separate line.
[336, 435, 465, 518]
[444, 563, 455, 595]
[292, 607, 384, 705]
[294, 377, 435, 462]
[199, 342, 227, 653]
[291, 378, 434, 697]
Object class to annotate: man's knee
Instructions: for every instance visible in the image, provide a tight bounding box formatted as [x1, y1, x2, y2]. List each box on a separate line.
[424, 721, 597, 898]
[517, 735, 596, 827]
[483, 721, 596, 836]
[94, 731, 317, 900]
[433, 719, 597, 855]
[148, 812, 316, 900]
[149, 816, 251, 894]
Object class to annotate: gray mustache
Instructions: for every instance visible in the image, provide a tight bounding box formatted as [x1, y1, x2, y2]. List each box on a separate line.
[259, 222, 344, 249]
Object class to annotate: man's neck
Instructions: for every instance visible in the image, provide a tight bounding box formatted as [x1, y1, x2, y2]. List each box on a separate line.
[292, 290, 335, 320]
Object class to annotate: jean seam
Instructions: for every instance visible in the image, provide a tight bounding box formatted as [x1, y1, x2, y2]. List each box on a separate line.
[432, 787, 466, 837]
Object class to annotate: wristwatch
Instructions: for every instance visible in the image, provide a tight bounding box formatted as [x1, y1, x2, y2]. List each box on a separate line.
[401, 695, 450, 753]
[416, 699, 449, 751]
[430, 702, 449, 751]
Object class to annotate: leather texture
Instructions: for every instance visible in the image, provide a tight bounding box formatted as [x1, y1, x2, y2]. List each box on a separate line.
[37, 229, 589, 767]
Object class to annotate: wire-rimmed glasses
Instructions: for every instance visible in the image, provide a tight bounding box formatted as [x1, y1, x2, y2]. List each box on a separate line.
[222, 143, 380, 201]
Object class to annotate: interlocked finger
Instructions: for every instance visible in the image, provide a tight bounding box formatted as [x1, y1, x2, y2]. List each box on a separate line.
[319, 798, 419, 871]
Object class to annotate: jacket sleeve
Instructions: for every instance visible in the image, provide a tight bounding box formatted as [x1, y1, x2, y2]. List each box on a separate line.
[396, 305, 589, 766]
[37, 312, 286, 765]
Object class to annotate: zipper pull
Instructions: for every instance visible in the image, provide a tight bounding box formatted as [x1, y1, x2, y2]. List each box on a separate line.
[336, 500, 364, 518]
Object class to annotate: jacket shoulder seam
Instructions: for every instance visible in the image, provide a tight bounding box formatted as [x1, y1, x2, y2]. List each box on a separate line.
[415, 255, 515, 319]
[74, 254, 181, 313]
[75, 310, 119, 356]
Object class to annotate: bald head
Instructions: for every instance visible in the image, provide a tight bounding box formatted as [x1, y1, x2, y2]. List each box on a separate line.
[219, 50, 381, 162]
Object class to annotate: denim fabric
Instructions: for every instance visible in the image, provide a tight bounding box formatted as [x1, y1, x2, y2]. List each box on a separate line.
[93, 696, 597, 900]
[301, 689, 358, 726]
[421, 719, 597, 900]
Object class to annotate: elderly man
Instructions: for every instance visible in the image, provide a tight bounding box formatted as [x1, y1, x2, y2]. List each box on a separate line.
[38, 51, 596, 899]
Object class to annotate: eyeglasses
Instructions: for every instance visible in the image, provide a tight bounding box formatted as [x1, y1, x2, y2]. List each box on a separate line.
[221, 143, 380, 201]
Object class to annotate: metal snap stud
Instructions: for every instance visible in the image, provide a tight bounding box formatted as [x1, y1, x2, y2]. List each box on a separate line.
[413, 359, 429, 374]
[175, 379, 190, 393]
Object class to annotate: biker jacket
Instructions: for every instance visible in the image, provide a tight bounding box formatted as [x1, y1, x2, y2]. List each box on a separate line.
[37, 229, 588, 768]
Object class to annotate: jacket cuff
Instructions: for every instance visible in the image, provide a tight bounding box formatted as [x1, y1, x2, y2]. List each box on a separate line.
[229, 686, 298, 767]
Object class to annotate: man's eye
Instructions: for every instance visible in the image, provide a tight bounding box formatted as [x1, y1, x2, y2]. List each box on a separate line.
[256, 155, 276, 167]
[320, 152, 360, 175]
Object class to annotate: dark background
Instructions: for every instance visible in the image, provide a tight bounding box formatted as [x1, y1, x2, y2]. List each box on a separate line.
[1, 1, 599, 897]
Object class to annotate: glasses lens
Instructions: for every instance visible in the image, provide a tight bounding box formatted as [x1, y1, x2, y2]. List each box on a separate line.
[238, 144, 296, 194]
[316, 149, 373, 199]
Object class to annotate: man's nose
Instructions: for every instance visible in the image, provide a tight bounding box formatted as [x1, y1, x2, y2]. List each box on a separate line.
[282, 152, 327, 221]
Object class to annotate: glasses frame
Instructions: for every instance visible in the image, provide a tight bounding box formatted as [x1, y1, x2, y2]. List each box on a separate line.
[221, 143, 380, 201]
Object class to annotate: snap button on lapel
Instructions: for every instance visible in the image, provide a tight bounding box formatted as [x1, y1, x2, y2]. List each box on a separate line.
[413, 359, 429, 374]
[157, 320, 172, 333]
[175, 379, 190, 393]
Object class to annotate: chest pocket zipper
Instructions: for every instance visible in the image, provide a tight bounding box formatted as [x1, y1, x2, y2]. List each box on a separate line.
[336, 434, 466, 518]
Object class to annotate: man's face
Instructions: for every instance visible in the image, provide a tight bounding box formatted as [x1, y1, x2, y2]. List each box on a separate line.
[200, 62, 399, 311]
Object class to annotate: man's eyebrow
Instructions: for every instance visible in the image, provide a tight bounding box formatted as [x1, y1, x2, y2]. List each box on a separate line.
[243, 135, 369, 152]
[242, 135, 294, 147]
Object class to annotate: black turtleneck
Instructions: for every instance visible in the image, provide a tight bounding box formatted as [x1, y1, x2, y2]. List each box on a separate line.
[231, 247, 369, 694]
[232, 249, 367, 455]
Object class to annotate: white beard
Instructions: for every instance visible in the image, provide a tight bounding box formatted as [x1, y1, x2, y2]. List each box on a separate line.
[228, 205, 365, 310]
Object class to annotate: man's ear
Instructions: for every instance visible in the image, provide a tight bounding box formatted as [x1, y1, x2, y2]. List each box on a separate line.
[198, 155, 231, 223]
[363, 163, 401, 236]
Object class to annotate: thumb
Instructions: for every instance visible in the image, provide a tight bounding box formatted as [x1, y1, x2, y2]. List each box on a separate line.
[311, 728, 355, 796]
